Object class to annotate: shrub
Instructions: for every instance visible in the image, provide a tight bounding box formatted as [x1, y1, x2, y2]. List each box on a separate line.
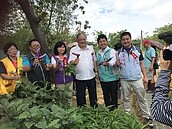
[0, 78, 148, 129]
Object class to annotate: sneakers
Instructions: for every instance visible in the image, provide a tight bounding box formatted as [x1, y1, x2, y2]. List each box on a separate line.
[144, 117, 154, 128]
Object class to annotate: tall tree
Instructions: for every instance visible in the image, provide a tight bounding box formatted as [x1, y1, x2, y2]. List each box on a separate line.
[108, 30, 126, 48]
[0, 0, 88, 54]
[14, 0, 51, 54]
[0, 0, 11, 49]
[147, 23, 172, 45]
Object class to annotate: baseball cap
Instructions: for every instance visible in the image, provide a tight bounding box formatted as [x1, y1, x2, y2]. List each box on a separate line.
[141, 40, 151, 44]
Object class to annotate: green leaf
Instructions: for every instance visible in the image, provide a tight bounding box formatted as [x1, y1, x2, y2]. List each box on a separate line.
[51, 105, 65, 116]
[17, 112, 30, 119]
[47, 119, 61, 128]
[0, 98, 10, 107]
[35, 117, 47, 128]
[24, 122, 34, 129]
[0, 120, 19, 129]
[30, 106, 40, 116]
[40, 108, 51, 117]
[0, 116, 11, 123]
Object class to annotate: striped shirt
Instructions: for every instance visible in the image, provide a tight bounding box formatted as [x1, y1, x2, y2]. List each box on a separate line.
[151, 70, 172, 127]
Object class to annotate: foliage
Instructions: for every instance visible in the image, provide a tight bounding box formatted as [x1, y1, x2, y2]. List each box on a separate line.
[65, 63, 75, 75]
[71, 106, 148, 129]
[108, 30, 127, 48]
[0, 0, 89, 53]
[92, 30, 107, 42]
[153, 23, 172, 34]
[93, 23, 172, 49]
[92, 30, 127, 48]
[0, 77, 73, 129]
[7, 26, 34, 55]
[0, 78, 148, 129]
[0, 1, 26, 49]
[146, 23, 172, 45]
[29, 0, 87, 45]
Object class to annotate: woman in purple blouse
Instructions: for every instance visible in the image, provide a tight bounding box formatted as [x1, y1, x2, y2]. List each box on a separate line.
[51, 41, 73, 105]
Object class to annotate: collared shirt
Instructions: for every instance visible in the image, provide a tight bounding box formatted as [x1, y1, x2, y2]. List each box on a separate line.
[22, 53, 50, 66]
[97, 46, 116, 66]
[68, 45, 96, 80]
[144, 46, 156, 68]
[22, 52, 50, 82]
[51, 54, 73, 84]
[118, 45, 144, 80]
[96, 46, 118, 82]
[151, 70, 172, 127]
[51, 54, 68, 65]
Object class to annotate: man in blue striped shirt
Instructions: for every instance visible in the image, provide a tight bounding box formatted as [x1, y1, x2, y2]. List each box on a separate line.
[151, 50, 172, 127]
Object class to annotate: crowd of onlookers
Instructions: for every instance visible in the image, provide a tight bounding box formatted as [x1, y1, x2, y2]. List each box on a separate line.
[0, 31, 172, 127]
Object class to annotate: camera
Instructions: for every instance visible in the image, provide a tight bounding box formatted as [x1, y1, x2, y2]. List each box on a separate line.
[158, 31, 172, 60]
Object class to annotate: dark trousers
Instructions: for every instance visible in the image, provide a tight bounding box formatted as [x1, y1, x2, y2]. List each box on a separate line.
[100, 80, 118, 110]
[76, 77, 98, 107]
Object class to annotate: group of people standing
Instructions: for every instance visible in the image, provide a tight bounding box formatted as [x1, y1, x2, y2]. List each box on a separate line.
[0, 31, 172, 127]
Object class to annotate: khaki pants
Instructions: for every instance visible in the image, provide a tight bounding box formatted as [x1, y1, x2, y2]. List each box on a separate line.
[145, 68, 154, 80]
[121, 79, 150, 118]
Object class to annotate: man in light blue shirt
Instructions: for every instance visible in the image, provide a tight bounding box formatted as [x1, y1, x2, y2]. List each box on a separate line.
[142, 40, 156, 93]
[116, 32, 153, 128]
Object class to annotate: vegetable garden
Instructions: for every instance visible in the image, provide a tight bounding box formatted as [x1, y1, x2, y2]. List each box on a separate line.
[0, 78, 149, 129]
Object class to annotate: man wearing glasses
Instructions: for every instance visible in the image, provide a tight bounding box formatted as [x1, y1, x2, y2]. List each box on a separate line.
[22, 39, 52, 87]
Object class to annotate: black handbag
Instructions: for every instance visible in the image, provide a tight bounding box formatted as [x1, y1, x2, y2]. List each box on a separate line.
[146, 56, 159, 69]
[153, 62, 159, 69]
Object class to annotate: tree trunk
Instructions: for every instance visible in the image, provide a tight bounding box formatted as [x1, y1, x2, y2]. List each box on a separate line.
[15, 0, 51, 55]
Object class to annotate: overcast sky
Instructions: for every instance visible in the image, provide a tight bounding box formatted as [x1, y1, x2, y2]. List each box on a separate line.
[74, 0, 172, 41]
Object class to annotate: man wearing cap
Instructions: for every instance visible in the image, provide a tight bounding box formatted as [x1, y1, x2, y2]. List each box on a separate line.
[142, 40, 156, 93]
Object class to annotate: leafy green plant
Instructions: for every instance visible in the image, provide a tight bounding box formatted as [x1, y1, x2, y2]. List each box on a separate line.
[0, 77, 74, 129]
[65, 63, 75, 75]
[0, 78, 148, 129]
[70, 106, 148, 129]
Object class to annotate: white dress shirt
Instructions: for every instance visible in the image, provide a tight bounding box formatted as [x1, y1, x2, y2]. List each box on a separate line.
[68, 45, 96, 80]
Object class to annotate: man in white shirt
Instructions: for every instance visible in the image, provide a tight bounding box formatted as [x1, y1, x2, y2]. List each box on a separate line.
[68, 32, 98, 107]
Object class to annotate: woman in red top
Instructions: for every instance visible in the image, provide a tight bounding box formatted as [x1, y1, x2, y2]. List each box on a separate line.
[0, 43, 22, 94]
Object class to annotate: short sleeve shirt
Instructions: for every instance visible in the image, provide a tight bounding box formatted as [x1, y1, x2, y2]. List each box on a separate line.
[22, 53, 50, 66]
[144, 47, 156, 68]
